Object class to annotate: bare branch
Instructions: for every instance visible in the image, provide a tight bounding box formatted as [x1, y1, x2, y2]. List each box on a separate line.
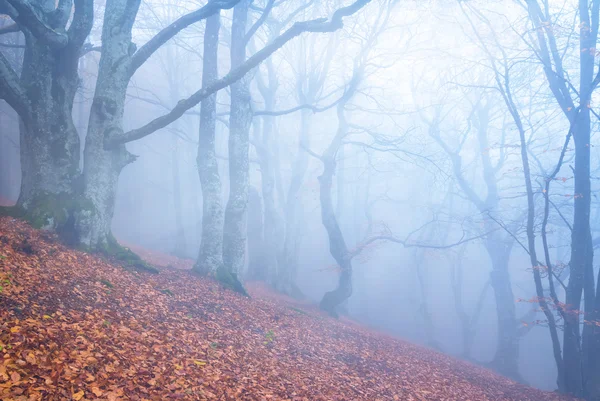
[67, 0, 94, 47]
[244, 0, 274, 46]
[349, 230, 495, 259]
[129, 0, 239, 75]
[0, 23, 19, 35]
[5, 0, 68, 48]
[108, 0, 373, 147]
[0, 49, 29, 120]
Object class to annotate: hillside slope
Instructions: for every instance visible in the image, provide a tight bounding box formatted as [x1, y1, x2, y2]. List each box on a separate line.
[0, 217, 575, 401]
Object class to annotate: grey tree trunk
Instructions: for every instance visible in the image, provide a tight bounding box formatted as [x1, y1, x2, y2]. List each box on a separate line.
[246, 185, 266, 279]
[9, 4, 92, 237]
[318, 158, 352, 316]
[281, 106, 312, 293]
[75, 0, 139, 251]
[171, 134, 187, 257]
[194, 11, 224, 276]
[574, 12, 596, 398]
[259, 111, 283, 286]
[426, 100, 521, 380]
[222, 0, 253, 290]
[318, 102, 353, 316]
[254, 58, 287, 290]
[484, 238, 520, 381]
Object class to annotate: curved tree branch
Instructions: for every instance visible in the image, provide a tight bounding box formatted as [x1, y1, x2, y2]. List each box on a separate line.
[128, 0, 239, 75]
[107, 0, 372, 148]
[5, 0, 68, 48]
[0, 49, 29, 120]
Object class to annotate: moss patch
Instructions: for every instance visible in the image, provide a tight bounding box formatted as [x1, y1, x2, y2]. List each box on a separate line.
[8, 192, 95, 233]
[216, 267, 248, 297]
[99, 234, 159, 274]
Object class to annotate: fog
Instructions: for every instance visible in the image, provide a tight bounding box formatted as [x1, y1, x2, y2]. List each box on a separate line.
[1, 0, 600, 396]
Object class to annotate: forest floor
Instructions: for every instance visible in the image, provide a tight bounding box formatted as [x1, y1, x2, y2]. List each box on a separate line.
[0, 215, 578, 401]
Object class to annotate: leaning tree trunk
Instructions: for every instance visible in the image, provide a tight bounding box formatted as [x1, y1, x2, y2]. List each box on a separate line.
[318, 101, 354, 316]
[194, 11, 224, 276]
[74, 0, 138, 251]
[222, 0, 253, 292]
[318, 157, 352, 317]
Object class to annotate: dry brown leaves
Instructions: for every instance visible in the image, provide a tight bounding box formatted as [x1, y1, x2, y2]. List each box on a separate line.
[0, 217, 579, 401]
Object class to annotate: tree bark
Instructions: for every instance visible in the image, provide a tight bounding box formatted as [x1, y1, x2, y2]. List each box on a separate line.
[222, 0, 253, 290]
[11, 3, 92, 237]
[194, 11, 224, 276]
[74, 0, 139, 250]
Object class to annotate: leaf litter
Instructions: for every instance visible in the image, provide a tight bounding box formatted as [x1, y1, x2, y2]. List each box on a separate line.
[0, 216, 578, 400]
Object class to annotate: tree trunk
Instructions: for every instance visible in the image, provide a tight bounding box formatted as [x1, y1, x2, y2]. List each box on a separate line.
[318, 157, 352, 317]
[260, 113, 283, 286]
[246, 186, 265, 280]
[318, 100, 353, 316]
[16, 32, 82, 234]
[485, 239, 520, 381]
[256, 90, 286, 292]
[74, 0, 139, 251]
[194, 11, 224, 276]
[281, 106, 312, 294]
[573, 109, 595, 398]
[171, 134, 187, 257]
[222, 0, 253, 291]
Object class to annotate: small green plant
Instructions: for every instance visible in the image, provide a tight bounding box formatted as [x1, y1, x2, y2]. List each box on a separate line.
[103, 320, 111, 327]
[160, 289, 174, 296]
[0, 277, 10, 293]
[0, 255, 6, 260]
[289, 306, 309, 316]
[264, 329, 275, 345]
[100, 279, 114, 288]
[209, 342, 219, 349]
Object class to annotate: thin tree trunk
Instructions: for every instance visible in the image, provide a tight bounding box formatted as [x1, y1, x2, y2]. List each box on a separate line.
[319, 103, 352, 316]
[171, 134, 187, 257]
[576, 11, 597, 394]
[246, 185, 265, 279]
[512, 99, 565, 391]
[281, 106, 312, 293]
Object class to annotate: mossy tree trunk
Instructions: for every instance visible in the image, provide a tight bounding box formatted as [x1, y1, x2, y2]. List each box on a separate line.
[0, 1, 93, 234]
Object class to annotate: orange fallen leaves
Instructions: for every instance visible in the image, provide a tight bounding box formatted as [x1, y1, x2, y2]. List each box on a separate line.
[0, 216, 579, 401]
